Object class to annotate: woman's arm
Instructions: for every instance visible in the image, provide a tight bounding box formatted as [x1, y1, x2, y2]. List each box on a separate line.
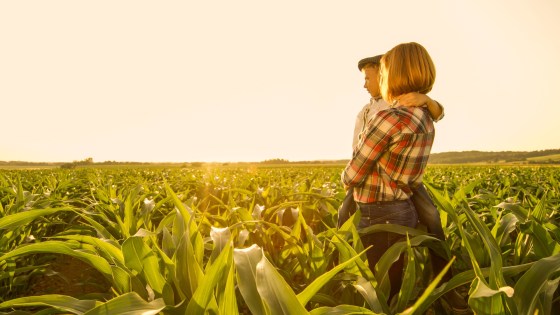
[398, 92, 444, 121]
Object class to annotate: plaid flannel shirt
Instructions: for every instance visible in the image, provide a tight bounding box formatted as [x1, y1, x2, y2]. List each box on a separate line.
[342, 106, 434, 203]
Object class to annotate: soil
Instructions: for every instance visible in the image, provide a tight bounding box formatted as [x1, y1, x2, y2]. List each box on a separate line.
[27, 255, 111, 298]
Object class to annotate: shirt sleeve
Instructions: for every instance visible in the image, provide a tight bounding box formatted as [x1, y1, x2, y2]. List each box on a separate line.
[352, 108, 365, 149]
[342, 110, 399, 187]
[432, 101, 445, 122]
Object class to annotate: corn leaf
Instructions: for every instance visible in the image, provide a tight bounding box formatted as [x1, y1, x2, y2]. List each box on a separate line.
[218, 258, 239, 315]
[233, 244, 268, 315]
[122, 237, 166, 294]
[467, 277, 511, 315]
[52, 235, 124, 266]
[210, 226, 231, 264]
[0, 295, 98, 314]
[174, 230, 205, 300]
[0, 241, 112, 277]
[375, 235, 439, 295]
[83, 292, 165, 315]
[352, 276, 384, 314]
[0, 208, 73, 230]
[395, 235, 416, 312]
[297, 248, 370, 306]
[400, 256, 456, 315]
[185, 242, 232, 315]
[513, 253, 560, 314]
[256, 248, 309, 315]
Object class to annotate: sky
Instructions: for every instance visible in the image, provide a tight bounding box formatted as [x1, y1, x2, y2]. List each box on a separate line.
[1, 0, 559, 163]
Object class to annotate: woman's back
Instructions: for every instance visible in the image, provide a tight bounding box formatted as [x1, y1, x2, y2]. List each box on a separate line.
[343, 106, 434, 203]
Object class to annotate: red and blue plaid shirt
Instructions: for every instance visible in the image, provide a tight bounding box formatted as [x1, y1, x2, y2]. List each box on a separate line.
[342, 106, 434, 203]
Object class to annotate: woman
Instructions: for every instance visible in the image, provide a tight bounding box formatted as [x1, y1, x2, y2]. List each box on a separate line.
[341, 42, 436, 300]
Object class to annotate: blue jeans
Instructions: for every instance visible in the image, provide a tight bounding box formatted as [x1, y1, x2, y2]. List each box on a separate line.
[338, 185, 443, 240]
[357, 199, 418, 300]
[337, 185, 449, 288]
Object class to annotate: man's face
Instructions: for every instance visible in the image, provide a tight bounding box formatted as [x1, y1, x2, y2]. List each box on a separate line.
[363, 66, 381, 98]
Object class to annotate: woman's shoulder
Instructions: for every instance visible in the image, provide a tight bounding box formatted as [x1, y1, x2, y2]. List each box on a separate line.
[376, 107, 432, 128]
[393, 106, 430, 118]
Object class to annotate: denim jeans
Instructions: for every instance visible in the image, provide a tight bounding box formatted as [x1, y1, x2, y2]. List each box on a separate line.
[357, 199, 418, 300]
[338, 184, 443, 239]
[337, 185, 450, 293]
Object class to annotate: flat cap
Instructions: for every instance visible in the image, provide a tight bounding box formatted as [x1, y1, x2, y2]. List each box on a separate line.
[357, 55, 383, 71]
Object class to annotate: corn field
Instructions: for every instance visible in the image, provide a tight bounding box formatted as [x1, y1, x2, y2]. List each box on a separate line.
[0, 165, 559, 314]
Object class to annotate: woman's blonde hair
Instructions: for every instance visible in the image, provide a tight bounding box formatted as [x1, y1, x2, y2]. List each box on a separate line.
[380, 42, 436, 102]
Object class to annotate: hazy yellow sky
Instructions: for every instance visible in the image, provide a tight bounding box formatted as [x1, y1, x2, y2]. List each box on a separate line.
[1, 0, 559, 162]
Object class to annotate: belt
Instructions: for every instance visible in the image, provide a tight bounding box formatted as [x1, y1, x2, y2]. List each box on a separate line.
[357, 198, 411, 206]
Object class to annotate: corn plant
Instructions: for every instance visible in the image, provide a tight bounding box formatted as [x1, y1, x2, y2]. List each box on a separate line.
[0, 165, 559, 314]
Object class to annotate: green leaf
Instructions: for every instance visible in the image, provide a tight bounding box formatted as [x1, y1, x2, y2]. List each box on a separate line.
[467, 277, 510, 315]
[492, 213, 518, 246]
[162, 226, 176, 257]
[83, 292, 165, 315]
[539, 277, 560, 315]
[0, 207, 73, 230]
[218, 258, 239, 315]
[330, 226, 376, 283]
[210, 226, 231, 263]
[352, 277, 384, 314]
[462, 203, 507, 288]
[530, 190, 549, 222]
[52, 235, 124, 265]
[0, 295, 98, 314]
[174, 229, 204, 300]
[256, 248, 309, 315]
[400, 256, 456, 315]
[5, 258, 16, 291]
[297, 247, 371, 306]
[419, 262, 533, 313]
[375, 235, 439, 295]
[185, 242, 232, 315]
[0, 241, 112, 277]
[233, 244, 268, 315]
[525, 221, 560, 257]
[110, 265, 131, 294]
[75, 212, 114, 240]
[122, 237, 166, 294]
[424, 182, 454, 214]
[514, 253, 560, 314]
[395, 235, 416, 312]
[166, 184, 204, 267]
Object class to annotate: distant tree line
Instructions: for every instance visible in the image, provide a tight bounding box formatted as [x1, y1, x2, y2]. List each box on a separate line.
[60, 157, 95, 169]
[428, 149, 560, 164]
[259, 158, 349, 165]
[2, 149, 559, 168]
[0, 161, 62, 167]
